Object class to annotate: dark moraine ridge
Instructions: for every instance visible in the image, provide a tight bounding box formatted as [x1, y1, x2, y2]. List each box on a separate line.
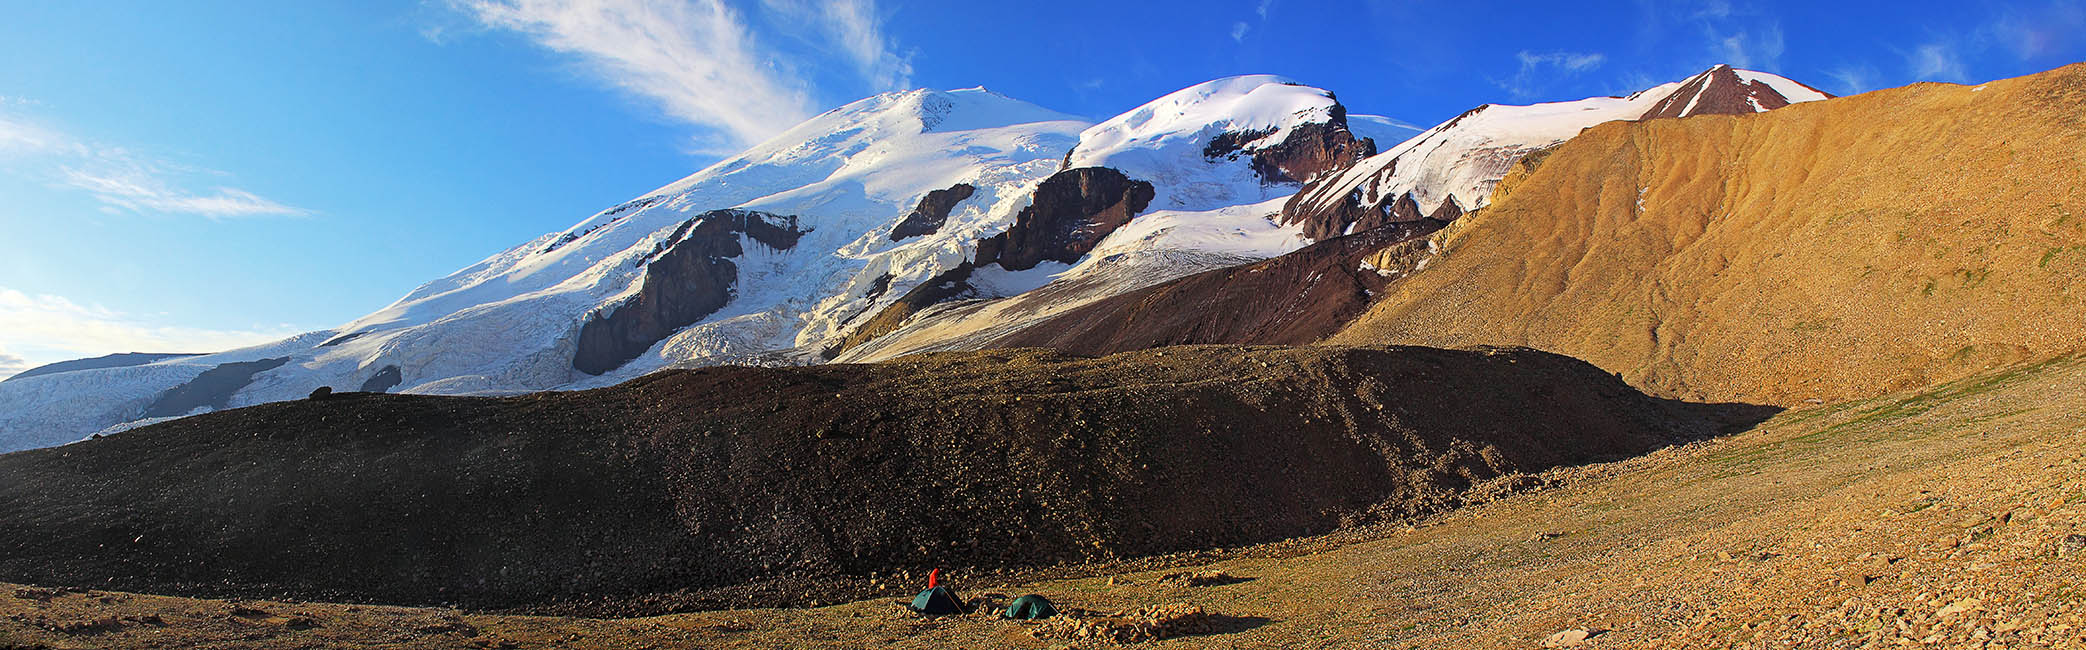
[988, 221, 1445, 356]
[0, 345, 1774, 613]
[572, 209, 805, 375]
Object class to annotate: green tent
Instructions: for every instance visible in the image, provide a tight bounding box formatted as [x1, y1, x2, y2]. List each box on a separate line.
[908, 586, 967, 615]
[1002, 594, 1057, 620]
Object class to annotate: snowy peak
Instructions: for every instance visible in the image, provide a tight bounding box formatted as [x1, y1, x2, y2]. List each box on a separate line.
[1640, 64, 1835, 120]
[1064, 75, 1371, 211]
[1278, 66, 1835, 241]
[1068, 75, 1338, 165]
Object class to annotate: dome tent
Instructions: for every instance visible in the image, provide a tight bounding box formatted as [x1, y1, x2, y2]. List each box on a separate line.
[908, 586, 967, 615]
[1002, 593, 1057, 620]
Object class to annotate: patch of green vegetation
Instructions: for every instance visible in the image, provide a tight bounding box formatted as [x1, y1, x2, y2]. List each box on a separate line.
[1962, 407, 2041, 425]
[1791, 319, 1835, 333]
[2044, 247, 2065, 268]
[1790, 356, 2077, 445]
[1921, 278, 1937, 296]
[1950, 345, 1977, 361]
[1904, 501, 1937, 514]
[1957, 268, 1990, 288]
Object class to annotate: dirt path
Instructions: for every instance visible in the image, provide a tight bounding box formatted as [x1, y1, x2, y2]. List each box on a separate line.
[6, 355, 2084, 649]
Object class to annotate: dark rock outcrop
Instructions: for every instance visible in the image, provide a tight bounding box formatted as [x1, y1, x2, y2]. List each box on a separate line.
[975, 168, 1155, 272]
[358, 365, 402, 393]
[140, 357, 291, 418]
[316, 332, 366, 348]
[3, 352, 196, 383]
[889, 183, 976, 240]
[0, 344, 1773, 612]
[1205, 104, 1378, 185]
[572, 209, 806, 375]
[987, 220, 1447, 355]
[308, 387, 333, 400]
[822, 264, 977, 360]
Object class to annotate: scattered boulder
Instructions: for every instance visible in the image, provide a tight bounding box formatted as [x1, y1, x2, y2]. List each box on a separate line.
[1541, 628, 1597, 647]
[307, 386, 333, 400]
[2060, 533, 2086, 557]
[1029, 603, 1230, 643]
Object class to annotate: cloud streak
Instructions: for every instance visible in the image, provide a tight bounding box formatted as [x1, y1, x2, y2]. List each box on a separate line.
[0, 112, 309, 219]
[1496, 51, 1607, 99]
[1907, 42, 1969, 82]
[453, 0, 912, 152]
[0, 287, 303, 377]
[0, 347, 27, 381]
[1712, 22, 1784, 69]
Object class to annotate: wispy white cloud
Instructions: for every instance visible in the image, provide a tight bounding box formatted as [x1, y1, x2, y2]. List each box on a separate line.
[0, 112, 308, 219]
[0, 347, 28, 381]
[451, 0, 912, 153]
[1712, 22, 1784, 69]
[0, 287, 302, 375]
[1908, 42, 1969, 82]
[59, 167, 311, 218]
[1496, 51, 1607, 99]
[1986, 1, 2086, 61]
[1825, 64, 1879, 94]
[1231, 21, 1250, 43]
[768, 0, 912, 91]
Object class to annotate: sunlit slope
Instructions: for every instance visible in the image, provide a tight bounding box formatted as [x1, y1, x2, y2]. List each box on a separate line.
[1332, 63, 2086, 406]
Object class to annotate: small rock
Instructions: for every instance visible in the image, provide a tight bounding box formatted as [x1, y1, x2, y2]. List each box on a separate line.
[2060, 534, 2086, 556]
[1937, 598, 1983, 618]
[1541, 628, 1596, 647]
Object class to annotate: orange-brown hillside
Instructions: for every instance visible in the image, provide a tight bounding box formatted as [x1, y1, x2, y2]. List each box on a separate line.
[1331, 62, 2086, 406]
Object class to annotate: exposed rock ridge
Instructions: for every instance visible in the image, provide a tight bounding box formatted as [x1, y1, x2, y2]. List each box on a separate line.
[974, 167, 1156, 272]
[820, 263, 978, 360]
[888, 183, 976, 240]
[1204, 104, 1379, 185]
[141, 357, 291, 418]
[828, 167, 1157, 357]
[572, 209, 806, 375]
[358, 365, 403, 393]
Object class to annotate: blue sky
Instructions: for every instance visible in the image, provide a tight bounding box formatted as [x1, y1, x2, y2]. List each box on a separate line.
[1, 0, 2080, 377]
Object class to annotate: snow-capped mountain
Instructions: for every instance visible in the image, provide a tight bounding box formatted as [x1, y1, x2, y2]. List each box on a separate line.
[839, 66, 1834, 362]
[1282, 65, 1832, 240]
[0, 66, 1834, 453]
[0, 87, 1091, 452]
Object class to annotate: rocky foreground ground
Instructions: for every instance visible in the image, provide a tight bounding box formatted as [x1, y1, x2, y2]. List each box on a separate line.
[5, 354, 2086, 649]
